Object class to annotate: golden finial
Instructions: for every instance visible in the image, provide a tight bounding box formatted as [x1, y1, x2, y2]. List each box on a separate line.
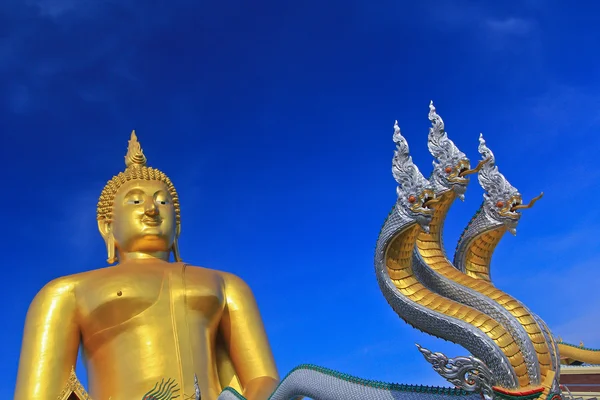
[124, 130, 147, 168]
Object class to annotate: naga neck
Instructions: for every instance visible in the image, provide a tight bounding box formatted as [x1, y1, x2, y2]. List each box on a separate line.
[416, 189, 456, 262]
[454, 205, 507, 283]
[386, 224, 422, 274]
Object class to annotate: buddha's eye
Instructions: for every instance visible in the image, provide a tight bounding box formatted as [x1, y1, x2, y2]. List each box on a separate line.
[155, 192, 170, 205]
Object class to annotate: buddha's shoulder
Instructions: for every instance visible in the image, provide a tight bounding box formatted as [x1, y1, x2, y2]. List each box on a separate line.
[184, 265, 252, 291]
[35, 267, 114, 294]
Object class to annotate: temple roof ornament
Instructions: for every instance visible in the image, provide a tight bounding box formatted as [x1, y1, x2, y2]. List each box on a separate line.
[56, 367, 90, 400]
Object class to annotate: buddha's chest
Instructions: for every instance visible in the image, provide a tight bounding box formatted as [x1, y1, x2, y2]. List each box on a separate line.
[77, 265, 225, 339]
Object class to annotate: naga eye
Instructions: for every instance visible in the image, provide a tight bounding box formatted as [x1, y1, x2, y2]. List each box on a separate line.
[496, 201, 504, 208]
[445, 167, 452, 173]
[408, 195, 416, 203]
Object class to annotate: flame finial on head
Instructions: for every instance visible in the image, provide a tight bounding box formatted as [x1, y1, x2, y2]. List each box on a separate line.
[125, 130, 148, 168]
[427, 101, 471, 198]
[391, 121, 436, 231]
[477, 133, 496, 166]
[477, 133, 523, 234]
[392, 121, 430, 191]
[427, 101, 466, 164]
[477, 133, 509, 194]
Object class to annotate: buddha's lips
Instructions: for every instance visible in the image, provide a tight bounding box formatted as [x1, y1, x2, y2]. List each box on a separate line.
[142, 217, 162, 226]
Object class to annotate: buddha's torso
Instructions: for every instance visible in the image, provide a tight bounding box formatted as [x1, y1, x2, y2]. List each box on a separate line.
[73, 262, 226, 400]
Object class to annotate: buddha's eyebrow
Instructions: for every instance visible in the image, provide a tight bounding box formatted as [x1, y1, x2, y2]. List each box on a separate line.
[124, 189, 145, 197]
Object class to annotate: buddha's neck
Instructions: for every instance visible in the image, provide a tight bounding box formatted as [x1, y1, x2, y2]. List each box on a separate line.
[117, 250, 171, 263]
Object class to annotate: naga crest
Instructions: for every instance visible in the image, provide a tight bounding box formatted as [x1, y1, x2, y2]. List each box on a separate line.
[392, 121, 437, 231]
[477, 134, 526, 235]
[427, 101, 472, 199]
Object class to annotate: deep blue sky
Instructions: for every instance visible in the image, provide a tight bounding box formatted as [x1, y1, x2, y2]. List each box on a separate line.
[2, 0, 600, 397]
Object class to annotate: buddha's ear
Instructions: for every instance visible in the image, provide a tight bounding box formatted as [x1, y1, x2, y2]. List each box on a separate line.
[98, 220, 117, 265]
[172, 223, 182, 262]
[97, 220, 112, 240]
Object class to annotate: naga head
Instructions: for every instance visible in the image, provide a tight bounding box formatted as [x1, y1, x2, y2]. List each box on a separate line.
[478, 133, 543, 235]
[428, 101, 487, 201]
[392, 121, 439, 232]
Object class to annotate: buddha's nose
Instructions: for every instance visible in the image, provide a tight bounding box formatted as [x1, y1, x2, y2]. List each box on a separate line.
[144, 203, 159, 216]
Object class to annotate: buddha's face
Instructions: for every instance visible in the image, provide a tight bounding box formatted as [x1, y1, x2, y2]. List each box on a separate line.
[107, 179, 178, 254]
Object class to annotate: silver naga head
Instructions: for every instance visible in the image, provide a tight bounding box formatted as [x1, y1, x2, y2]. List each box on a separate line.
[392, 121, 439, 232]
[477, 133, 543, 235]
[428, 101, 484, 201]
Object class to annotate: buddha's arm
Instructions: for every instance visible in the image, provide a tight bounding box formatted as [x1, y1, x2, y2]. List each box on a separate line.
[14, 278, 80, 400]
[220, 273, 280, 400]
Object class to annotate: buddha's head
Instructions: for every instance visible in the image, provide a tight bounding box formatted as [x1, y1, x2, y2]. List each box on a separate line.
[96, 131, 181, 263]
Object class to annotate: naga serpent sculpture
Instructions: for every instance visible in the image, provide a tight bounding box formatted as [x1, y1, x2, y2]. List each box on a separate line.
[207, 117, 564, 400]
[452, 133, 600, 367]
[410, 102, 559, 392]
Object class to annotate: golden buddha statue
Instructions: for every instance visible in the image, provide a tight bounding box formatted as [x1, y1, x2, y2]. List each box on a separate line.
[14, 132, 280, 400]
